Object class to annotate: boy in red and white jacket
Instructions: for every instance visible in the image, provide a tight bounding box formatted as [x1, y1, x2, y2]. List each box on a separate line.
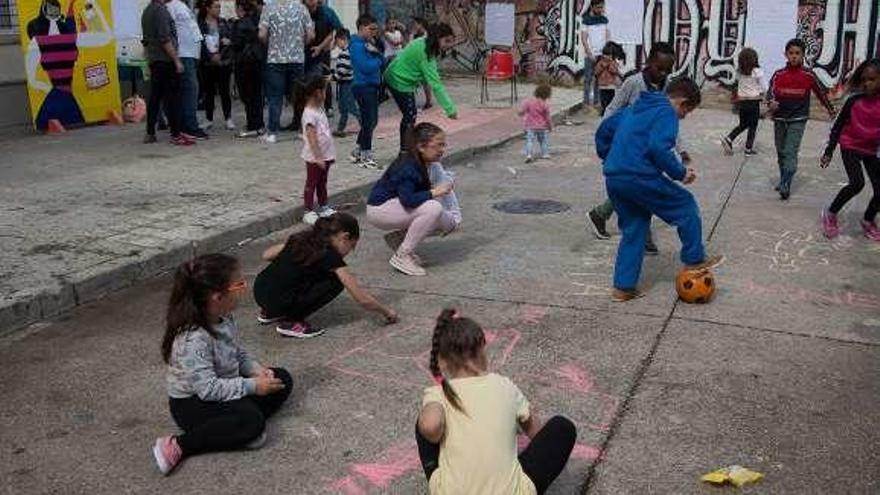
[766, 38, 835, 200]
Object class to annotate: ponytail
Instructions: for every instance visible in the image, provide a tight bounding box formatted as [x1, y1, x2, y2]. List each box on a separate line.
[162, 254, 239, 363]
[429, 308, 486, 414]
[288, 213, 360, 266]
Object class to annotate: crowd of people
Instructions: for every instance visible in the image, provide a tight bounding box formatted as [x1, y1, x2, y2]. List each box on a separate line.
[144, 0, 880, 491]
[140, 0, 449, 153]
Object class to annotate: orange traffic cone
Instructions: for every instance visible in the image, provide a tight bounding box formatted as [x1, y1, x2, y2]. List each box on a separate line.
[107, 110, 124, 125]
[46, 119, 66, 134]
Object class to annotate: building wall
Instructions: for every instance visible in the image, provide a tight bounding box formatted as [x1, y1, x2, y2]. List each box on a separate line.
[376, 0, 880, 91]
[0, 37, 30, 128]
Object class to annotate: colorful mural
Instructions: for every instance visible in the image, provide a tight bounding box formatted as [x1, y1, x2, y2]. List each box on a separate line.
[371, 0, 880, 89]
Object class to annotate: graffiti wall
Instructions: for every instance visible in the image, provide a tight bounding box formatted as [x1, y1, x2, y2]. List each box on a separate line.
[372, 0, 880, 89]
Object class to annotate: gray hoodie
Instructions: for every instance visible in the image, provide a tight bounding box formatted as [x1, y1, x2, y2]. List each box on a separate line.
[166, 314, 262, 401]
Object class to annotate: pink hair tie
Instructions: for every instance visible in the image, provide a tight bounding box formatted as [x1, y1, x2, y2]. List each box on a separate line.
[433, 374, 444, 385]
[451, 309, 461, 320]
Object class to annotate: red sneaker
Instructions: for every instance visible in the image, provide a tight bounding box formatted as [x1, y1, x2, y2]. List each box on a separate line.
[170, 135, 195, 146]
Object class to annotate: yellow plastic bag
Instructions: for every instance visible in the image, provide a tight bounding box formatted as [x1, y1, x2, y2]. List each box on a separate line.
[701, 465, 764, 487]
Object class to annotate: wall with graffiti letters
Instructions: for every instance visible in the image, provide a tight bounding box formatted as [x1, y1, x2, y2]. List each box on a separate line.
[373, 0, 880, 89]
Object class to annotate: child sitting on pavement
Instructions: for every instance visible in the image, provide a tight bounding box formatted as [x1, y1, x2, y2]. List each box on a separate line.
[595, 77, 723, 301]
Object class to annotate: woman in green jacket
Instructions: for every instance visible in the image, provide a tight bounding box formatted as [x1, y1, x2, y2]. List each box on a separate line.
[384, 22, 458, 150]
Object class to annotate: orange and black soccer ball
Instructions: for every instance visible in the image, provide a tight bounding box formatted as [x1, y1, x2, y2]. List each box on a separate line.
[675, 269, 716, 304]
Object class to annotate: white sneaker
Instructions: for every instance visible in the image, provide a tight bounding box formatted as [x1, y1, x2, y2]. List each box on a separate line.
[525, 155, 533, 163]
[317, 205, 336, 218]
[390, 252, 426, 276]
[302, 210, 320, 225]
[225, 119, 236, 130]
[237, 130, 259, 138]
[360, 157, 379, 170]
[349, 148, 361, 163]
[260, 133, 277, 144]
[245, 431, 267, 449]
[200, 119, 214, 130]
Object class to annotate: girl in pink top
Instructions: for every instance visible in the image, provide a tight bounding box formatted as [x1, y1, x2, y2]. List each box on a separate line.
[820, 59, 880, 241]
[518, 84, 553, 163]
[301, 75, 337, 225]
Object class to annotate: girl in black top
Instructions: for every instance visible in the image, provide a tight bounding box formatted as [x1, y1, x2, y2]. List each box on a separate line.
[253, 213, 398, 338]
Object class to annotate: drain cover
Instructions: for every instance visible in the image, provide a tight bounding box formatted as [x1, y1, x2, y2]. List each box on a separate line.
[492, 199, 571, 215]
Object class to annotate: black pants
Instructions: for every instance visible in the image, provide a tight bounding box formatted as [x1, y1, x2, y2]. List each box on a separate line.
[257, 277, 344, 322]
[599, 89, 616, 116]
[389, 87, 417, 151]
[829, 149, 880, 222]
[147, 61, 182, 137]
[727, 99, 760, 150]
[201, 64, 232, 122]
[235, 62, 264, 131]
[169, 367, 292, 456]
[416, 415, 577, 494]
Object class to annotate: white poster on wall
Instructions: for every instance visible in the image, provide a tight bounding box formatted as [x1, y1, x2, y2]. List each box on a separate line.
[485, 2, 515, 47]
[745, 0, 799, 77]
[606, 0, 643, 44]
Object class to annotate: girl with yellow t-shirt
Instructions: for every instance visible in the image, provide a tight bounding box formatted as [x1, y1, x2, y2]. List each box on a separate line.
[416, 309, 577, 494]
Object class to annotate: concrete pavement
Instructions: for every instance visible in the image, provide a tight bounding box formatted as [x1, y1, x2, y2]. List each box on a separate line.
[0, 75, 582, 336]
[1, 105, 878, 494]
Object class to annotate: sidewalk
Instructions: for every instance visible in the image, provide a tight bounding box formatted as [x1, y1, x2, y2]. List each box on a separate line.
[0, 75, 582, 335]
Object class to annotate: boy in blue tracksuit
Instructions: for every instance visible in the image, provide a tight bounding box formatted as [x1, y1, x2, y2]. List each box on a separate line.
[596, 77, 723, 301]
[350, 14, 384, 169]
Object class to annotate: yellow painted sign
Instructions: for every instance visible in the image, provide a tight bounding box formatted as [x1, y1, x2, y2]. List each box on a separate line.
[19, 0, 121, 131]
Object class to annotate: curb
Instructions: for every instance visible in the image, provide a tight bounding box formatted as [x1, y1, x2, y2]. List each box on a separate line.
[0, 101, 584, 338]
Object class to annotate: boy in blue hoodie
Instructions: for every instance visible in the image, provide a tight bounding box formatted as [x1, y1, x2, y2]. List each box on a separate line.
[350, 14, 384, 169]
[596, 77, 723, 301]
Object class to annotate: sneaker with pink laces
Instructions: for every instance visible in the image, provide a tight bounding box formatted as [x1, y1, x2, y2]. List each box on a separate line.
[821, 210, 840, 239]
[861, 219, 880, 241]
[152, 436, 183, 475]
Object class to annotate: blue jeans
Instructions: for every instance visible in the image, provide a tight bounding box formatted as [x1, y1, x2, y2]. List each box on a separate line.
[336, 82, 360, 132]
[607, 175, 705, 290]
[582, 56, 595, 106]
[773, 120, 807, 195]
[265, 62, 304, 133]
[353, 84, 379, 152]
[180, 58, 200, 133]
[525, 129, 549, 157]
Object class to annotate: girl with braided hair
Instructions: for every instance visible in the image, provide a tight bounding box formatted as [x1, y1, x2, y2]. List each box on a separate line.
[416, 308, 577, 494]
[253, 213, 398, 338]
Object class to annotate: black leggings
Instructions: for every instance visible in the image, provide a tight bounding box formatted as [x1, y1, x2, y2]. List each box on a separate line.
[200, 64, 232, 121]
[235, 62, 264, 132]
[169, 367, 292, 456]
[599, 89, 616, 116]
[416, 415, 577, 494]
[829, 149, 880, 222]
[258, 277, 344, 322]
[389, 87, 417, 151]
[727, 99, 760, 150]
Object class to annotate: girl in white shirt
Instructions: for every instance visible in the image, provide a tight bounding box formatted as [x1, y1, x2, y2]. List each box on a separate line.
[722, 47, 764, 156]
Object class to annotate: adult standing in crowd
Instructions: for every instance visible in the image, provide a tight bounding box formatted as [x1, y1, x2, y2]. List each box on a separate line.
[231, 0, 265, 137]
[580, 0, 610, 110]
[166, 0, 208, 139]
[385, 22, 458, 151]
[291, 0, 342, 130]
[198, 0, 234, 131]
[259, 0, 314, 144]
[142, 0, 193, 145]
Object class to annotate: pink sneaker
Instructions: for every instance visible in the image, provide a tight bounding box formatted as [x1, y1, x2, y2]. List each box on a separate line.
[821, 210, 840, 239]
[861, 219, 880, 241]
[152, 436, 183, 475]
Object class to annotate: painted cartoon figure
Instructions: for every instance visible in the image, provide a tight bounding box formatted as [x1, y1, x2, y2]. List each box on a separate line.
[26, 0, 113, 130]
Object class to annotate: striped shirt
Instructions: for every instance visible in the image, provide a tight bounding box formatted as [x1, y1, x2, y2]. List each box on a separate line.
[334, 48, 353, 82]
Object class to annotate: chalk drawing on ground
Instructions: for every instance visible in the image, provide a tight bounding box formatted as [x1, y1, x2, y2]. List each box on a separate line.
[744, 230, 854, 273]
[324, 306, 615, 494]
[569, 244, 615, 297]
